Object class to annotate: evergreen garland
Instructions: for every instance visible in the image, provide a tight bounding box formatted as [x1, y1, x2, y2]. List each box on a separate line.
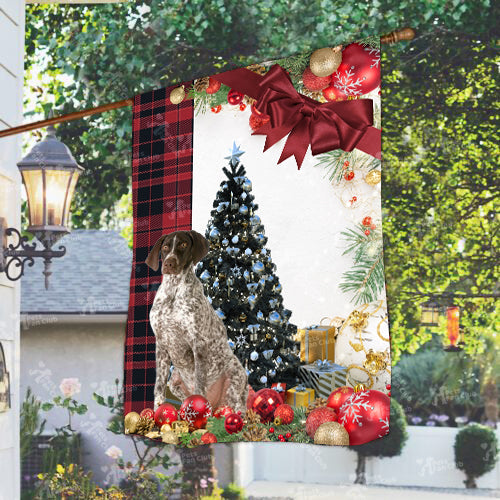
[188, 83, 231, 115]
[339, 223, 385, 305]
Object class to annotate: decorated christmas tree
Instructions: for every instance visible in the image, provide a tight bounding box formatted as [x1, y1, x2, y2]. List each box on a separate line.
[196, 143, 300, 389]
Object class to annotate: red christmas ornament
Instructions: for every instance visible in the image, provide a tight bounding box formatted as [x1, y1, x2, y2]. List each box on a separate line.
[140, 408, 154, 420]
[365, 229, 371, 236]
[224, 413, 244, 434]
[331, 43, 380, 97]
[362, 216, 373, 227]
[251, 388, 283, 423]
[269, 427, 275, 433]
[338, 390, 390, 446]
[239, 103, 247, 111]
[211, 105, 222, 114]
[227, 88, 244, 105]
[305, 407, 337, 439]
[327, 386, 354, 412]
[249, 113, 270, 132]
[213, 405, 234, 419]
[179, 395, 212, 430]
[201, 432, 218, 444]
[302, 66, 331, 91]
[154, 403, 178, 427]
[344, 171, 355, 181]
[322, 84, 347, 102]
[386, 384, 391, 390]
[274, 403, 294, 425]
[206, 77, 221, 94]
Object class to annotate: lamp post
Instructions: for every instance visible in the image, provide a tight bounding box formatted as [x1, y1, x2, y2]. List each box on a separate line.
[0, 125, 83, 289]
[420, 299, 440, 327]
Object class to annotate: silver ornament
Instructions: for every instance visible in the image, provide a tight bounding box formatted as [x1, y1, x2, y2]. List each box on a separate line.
[250, 351, 259, 361]
[239, 205, 249, 215]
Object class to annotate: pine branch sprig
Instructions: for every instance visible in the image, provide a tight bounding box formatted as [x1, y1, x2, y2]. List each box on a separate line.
[188, 83, 231, 115]
[274, 50, 313, 85]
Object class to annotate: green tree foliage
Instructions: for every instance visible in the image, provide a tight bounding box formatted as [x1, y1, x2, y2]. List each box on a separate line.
[24, 2, 498, 359]
[454, 423, 498, 488]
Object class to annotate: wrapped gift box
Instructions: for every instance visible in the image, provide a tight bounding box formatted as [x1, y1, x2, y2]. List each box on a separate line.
[271, 382, 287, 395]
[285, 385, 315, 407]
[296, 324, 337, 363]
[299, 360, 347, 399]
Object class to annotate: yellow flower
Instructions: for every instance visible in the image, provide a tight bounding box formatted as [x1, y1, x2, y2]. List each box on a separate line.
[68, 463, 74, 474]
[56, 464, 65, 474]
[37, 473, 44, 480]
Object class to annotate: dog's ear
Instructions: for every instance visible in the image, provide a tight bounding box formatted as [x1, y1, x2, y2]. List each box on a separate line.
[189, 230, 209, 264]
[145, 234, 168, 271]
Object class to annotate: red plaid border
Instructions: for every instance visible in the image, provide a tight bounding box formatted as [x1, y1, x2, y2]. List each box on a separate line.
[124, 85, 194, 414]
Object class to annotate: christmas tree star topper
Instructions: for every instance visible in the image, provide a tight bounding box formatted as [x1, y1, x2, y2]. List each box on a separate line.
[225, 142, 245, 166]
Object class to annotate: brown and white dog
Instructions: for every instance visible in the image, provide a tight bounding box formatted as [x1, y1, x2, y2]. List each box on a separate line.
[146, 230, 248, 412]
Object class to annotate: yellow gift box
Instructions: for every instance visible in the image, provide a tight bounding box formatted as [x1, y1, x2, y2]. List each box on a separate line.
[285, 385, 315, 407]
[296, 320, 337, 363]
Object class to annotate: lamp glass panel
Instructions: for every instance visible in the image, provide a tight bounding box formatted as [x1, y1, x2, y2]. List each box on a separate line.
[21, 169, 44, 227]
[44, 169, 72, 226]
[62, 171, 80, 226]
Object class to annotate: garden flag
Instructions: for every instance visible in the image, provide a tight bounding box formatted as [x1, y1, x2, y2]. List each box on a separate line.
[124, 38, 391, 447]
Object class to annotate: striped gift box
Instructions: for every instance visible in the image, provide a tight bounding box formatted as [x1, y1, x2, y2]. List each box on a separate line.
[298, 361, 347, 399]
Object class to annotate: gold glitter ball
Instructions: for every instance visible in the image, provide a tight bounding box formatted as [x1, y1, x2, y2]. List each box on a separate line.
[309, 46, 342, 77]
[124, 411, 140, 434]
[365, 170, 382, 186]
[170, 85, 186, 105]
[266, 333, 272, 340]
[239, 313, 247, 322]
[314, 421, 350, 446]
[162, 430, 179, 445]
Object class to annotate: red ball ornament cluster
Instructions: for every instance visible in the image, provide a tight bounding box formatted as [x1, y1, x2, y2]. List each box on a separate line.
[201, 432, 218, 444]
[251, 388, 283, 423]
[213, 405, 234, 419]
[274, 403, 294, 425]
[154, 403, 178, 427]
[140, 408, 154, 420]
[337, 389, 390, 445]
[224, 412, 244, 434]
[227, 88, 244, 105]
[179, 394, 212, 430]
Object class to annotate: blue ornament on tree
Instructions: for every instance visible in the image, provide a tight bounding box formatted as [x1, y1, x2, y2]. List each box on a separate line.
[222, 238, 229, 247]
[232, 235, 239, 244]
[263, 349, 274, 360]
[248, 295, 257, 309]
[216, 309, 226, 320]
[209, 228, 220, 239]
[243, 270, 251, 281]
[213, 280, 219, 288]
[247, 283, 258, 292]
[239, 205, 249, 215]
[243, 178, 252, 192]
[269, 370, 276, 378]
[253, 261, 265, 273]
[257, 311, 264, 320]
[260, 375, 268, 384]
[200, 270, 211, 281]
[244, 248, 252, 256]
[250, 215, 261, 225]
[250, 351, 259, 361]
[269, 311, 281, 324]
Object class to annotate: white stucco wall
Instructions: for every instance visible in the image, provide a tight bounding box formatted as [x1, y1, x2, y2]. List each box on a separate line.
[0, 1, 25, 498]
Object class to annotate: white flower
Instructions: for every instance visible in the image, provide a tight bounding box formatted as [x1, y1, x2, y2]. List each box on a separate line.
[105, 445, 123, 460]
[59, 378, 81, 398]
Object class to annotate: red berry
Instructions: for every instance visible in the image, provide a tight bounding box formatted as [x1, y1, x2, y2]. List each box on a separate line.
[239, 103, 247, 111]
[371, 224, 377, 230]
[302, 66, 331, 91]
[211, 105, 222, 113]
[364, 229, 370, 236]
[206, 77, 221, 94]
[285, 432, 292, 439]
[386, 384, 391, 390]
[344, 171, 355, 181]
[269, 427, 274, 433]
[278, 434, 284, 440]
[387, 392, 391, 397]
[344, 161, 350, 167]
[362, 216, 372, 227]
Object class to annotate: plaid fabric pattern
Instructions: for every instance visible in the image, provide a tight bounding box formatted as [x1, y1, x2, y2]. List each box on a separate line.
[124, 84, 194, 414]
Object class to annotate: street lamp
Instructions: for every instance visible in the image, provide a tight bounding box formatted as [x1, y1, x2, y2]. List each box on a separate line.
[0, 125, 83, 289]
[420, 299, 440, 327]
[444, 306, 462, 351]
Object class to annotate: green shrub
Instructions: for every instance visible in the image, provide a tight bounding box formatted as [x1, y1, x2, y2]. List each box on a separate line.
[454, 423, 498, 488]
[222, 482, 247, 499]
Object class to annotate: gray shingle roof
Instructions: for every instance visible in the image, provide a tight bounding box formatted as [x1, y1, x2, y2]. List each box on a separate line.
[21, 230, 132, 314]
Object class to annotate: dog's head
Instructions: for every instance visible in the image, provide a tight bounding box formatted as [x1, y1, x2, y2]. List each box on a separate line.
[145, 230, 209, 275]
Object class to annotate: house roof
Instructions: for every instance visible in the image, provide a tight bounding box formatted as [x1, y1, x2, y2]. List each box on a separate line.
[21, 230, 132, 314]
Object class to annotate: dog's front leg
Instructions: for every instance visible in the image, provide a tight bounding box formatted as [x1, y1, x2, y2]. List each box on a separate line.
[154, 338, 172, 410]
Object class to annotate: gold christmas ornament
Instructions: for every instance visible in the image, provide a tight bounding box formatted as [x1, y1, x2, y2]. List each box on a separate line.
[244, 95, 257, 106]
[170, 85, 186, 105]
[309, 46, 343, 77]
[273, 416, 283, 426]
[124, 411, 140, 434]
[162, 430, 179, 445]
[353, 383, 366, 393]
[266, 333, 272, 340]
[364, 349, 388, 375]
[314, 422, 350, 446]
[160, 423, 172, 434]
[365, 170, 382, 186]
[349, 310, 369, 332]
[145, 431, 161, 440]
[239, 313, 247, 322]
[171, 420, 190, 435]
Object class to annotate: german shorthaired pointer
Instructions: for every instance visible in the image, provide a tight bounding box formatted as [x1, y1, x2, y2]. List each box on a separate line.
[146, 230, 248, 413]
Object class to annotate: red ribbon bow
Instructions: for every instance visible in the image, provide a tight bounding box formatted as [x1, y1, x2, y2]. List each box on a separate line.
[251, 65, 374, 168]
